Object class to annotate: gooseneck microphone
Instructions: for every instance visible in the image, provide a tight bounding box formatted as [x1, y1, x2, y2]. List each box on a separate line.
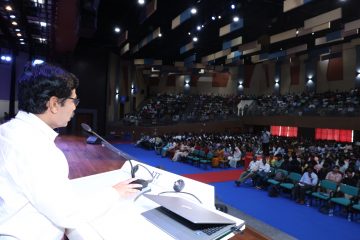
[158, 179, 202, 204]
[80, 123, 151, 190]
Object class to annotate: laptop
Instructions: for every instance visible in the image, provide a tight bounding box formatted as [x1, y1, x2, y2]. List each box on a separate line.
[141, 194, 242, 240]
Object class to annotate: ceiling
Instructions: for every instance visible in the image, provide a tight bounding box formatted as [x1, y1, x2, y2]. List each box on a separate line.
[0, 0, 359, 66]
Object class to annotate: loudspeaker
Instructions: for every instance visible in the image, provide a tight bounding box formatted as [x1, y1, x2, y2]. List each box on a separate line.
[86, 136, 100, 144]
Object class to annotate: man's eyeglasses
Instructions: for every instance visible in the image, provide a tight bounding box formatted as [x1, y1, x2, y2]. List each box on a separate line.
[68, 97, 80, 106]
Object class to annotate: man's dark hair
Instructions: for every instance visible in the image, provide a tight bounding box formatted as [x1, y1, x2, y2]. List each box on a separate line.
[18, 62, 79, 114]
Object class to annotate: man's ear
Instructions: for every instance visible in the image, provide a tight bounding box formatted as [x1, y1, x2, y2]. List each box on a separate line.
[48, 96, 59, 114]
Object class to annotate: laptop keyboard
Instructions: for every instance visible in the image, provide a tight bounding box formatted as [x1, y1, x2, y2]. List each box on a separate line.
[201, 225, 227, 235]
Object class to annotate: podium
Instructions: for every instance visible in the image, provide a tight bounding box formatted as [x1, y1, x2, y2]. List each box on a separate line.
[67, 160, 245, 240]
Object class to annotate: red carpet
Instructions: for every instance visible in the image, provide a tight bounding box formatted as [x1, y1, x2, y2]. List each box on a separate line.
[182, 169, 243, 183]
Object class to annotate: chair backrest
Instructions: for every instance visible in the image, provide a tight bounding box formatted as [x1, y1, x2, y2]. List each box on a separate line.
[198, 150, 206, 157]
[276, 169, 289, 177]
[192, 149, 199, 155]
[320, 179, 338, 192]
[207, 152, 214, 159]
[288, 172, 302, 182]
[339, 184, 360, 197]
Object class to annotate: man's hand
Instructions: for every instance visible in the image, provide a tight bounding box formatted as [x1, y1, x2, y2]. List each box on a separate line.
[112, 178, 142, 198]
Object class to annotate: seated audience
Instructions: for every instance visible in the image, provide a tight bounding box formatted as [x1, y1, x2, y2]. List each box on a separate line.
[228, 146, 242, 168]
[325, 165, 343, 184]
[293, 166, 318, 204]
[252, 157, 271, 189]
[234, 157, 259, 187]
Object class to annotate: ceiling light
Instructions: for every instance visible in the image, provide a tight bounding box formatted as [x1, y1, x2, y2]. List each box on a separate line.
[114, 27, 120, 33]
[296, 30, 299, 35]
[40, 22, 47, 27]
[197, 25, 201, 31]
[231, 4, 235, 9]
[233, 16, 239, 22]
[15, 28, 20, 32]
[32, 59, 44, 65]
[211, 16, 216, 20]
[19, 38, 24, 41]
[20, 42, 25, 45]
[138, 0, 145, 5]
[5, 5, 13, 11]
[218, 15, 222, 19]
[158, 33, 162, 37]
[10, 15, 16, 19]
[192, 37, 198, 42]
[11, 21, 17, 26]
[188, 32, 191, 35]
[190, 8, 197, 14]
[312, 32, 314, 35]
[16, 33, 22, 37]
[31, 0, 44, 4]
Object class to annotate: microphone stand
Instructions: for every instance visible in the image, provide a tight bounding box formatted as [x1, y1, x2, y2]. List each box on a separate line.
[80, 123, 153, 182]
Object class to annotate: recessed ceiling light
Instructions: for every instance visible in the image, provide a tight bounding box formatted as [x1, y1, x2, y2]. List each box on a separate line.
[114, 27, 120, 33]
[16, 33, 22, 37]
[192, 37, 198, 42]
[5, 5, 13, 11]
[190, 8, 197, 14]
[218, 15, 222, 19]
[231, 4, 235, 9]
[158, 33, 162, 37]
[197, 25, 201, 31]
[233, 16, 239, 22]
[138, 0, 145, 5]
[15, 28, 20, 32]
[20, 42, 25, 45]
[11, 21, 17, 26]
[211, 16, 216, 20]
[40, 22, 47, 27]
[10, 15, 16, 19]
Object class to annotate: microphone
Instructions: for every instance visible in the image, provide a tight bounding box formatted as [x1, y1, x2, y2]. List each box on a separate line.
[80, 123, 151, 190]
[158, 179, 202, 204]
